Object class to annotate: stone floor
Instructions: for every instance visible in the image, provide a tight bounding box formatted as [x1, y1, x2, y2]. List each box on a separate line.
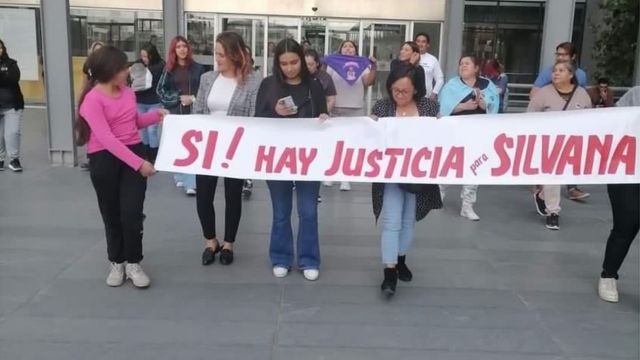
[0, 109, 637, 360]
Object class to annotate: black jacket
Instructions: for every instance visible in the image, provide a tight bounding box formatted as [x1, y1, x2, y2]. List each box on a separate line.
[255, 76, 327, 118]
[0, 58, 24, 110]
[156, 61, 205, 114]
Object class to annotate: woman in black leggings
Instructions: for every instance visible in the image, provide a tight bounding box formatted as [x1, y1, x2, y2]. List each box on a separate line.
[192, 32, 261, 266]
[598, 86, 640, 303]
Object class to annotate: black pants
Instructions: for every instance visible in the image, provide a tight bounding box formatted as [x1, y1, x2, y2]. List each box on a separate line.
[196, 175, 244, 242]
[602, 184, 640, 279]
[89, 144, 147, 263]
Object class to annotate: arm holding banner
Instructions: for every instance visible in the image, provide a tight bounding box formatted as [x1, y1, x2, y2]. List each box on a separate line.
[362, 57, 377, 87]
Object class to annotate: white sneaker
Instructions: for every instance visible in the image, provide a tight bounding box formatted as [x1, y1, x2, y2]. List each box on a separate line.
[126, 263, 151, 288]
[323, 181, 333, 187]
[461, 204, 480, 221]
[186, 188, 197, 196]
[598, 278, 619, 303]
[176, 181, 184, 188]
[106, 262, 125, 287]
[303, 269, 319, 281]
[272, 266, 289, 278]
[340, 182, 351, 191]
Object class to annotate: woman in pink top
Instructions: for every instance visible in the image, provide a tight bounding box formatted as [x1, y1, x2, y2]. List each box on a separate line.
[75, 46, 167, 289]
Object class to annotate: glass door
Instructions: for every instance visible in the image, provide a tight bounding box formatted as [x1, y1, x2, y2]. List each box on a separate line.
[326, 20, 361, 55]
[362, 22, 408, 111]
[266, 17, 300, 75]
[221, 16, 266, 74]
[186, 12, 216, 67]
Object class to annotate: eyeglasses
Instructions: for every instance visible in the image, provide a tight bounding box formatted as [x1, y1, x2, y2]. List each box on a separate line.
[391, 88, 412, 96]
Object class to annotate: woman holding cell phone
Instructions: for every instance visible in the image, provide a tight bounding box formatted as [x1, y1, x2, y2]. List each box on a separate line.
[255, 38, 328, 281]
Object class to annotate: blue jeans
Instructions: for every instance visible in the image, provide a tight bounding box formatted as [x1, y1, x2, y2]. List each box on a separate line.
[380, 183, 416, 264]
[267, 180, 320, 270]
[174, 173, 196, 191]
[0, 108, 22, 161]
[137, 103, 161, 148]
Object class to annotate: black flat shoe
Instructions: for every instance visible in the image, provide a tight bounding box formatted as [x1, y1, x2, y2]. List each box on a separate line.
[381, 268, 398, 299]
[201, 244, 221, 266]
[219, 248, 234, 265]
[397, 255, 413, 282]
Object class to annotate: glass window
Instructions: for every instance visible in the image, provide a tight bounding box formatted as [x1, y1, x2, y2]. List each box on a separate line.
[412, 22, 442, 59]
[302, 18, 326, 56]
[327, 21, 360, 55]
[186, 12, 215, 67]
[267, 17, 299, 75]
[136, 11, 164, 56]
[572, 2, 587, 64]
[464, 1, 545, 84]
[1, 6, 45, 104]
[363, 23, 407, 106]
[222, 17, 265, 73]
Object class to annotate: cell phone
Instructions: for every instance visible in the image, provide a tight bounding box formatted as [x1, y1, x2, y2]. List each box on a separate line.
[278, 96, 298, 113]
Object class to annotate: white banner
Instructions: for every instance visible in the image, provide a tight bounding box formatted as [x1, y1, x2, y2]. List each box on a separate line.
[155, 107, 640, 185]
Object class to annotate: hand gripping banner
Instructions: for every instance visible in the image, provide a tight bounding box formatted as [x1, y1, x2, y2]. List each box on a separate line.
[155, 107, 640, 185]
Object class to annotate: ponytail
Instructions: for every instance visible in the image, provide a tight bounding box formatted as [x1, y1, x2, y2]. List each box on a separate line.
[74, 78, 96, 146]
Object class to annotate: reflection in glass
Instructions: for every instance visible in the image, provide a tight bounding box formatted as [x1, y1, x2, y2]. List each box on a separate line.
[327, 21, 359, 55]
[363, 23, 407, 106]
[302, 19, 326, 56]
[267, 18, 299, 75]
[187, 12, 215, 66]
[221, 18, 265, 73]
[463, 1, 545, 84]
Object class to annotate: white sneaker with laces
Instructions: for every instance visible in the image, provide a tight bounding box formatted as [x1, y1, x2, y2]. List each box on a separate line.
[323, 181, 333, 187]
[598, 278, 619, 303]
[106, 262, 125, 287]
[340, 182, 351, 191]
[126, 263, 151, 288]
[460, 204, 480, 221]
[303, 269, 319, 281]
[272, 266, 289, 278]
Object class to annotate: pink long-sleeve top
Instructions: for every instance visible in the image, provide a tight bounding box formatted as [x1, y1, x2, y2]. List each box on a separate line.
[79, 86, 161, 170]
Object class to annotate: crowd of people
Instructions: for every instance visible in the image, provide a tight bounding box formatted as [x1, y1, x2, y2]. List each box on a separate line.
[0, 31, 637, 302]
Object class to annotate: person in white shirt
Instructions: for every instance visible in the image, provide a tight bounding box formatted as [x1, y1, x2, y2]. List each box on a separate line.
[414, 33, 444, 100]
[192, 31, 262, 267]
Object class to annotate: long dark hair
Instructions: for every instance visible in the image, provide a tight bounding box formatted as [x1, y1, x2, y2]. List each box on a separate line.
[0, 39, 9, 62]
[338, 40, 359, 55]
[140, 42, 162, 66]
[165, 36, 193, 72]
[272, 39, 311, 85]
[75, 46, 129, 146]
[386, 62, 424, 102]
[216, 31, 252, 84]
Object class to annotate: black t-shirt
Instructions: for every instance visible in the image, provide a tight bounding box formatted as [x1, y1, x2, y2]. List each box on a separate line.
[453, 77, 490, 116]
[285, 82, 314, 118]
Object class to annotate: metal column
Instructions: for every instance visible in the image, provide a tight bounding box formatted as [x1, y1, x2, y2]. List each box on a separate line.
[443, 0, 464, 79]
[539, 0, 577, 70]
[163, 0, 182, 53]
[40, 0, 76, 166]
